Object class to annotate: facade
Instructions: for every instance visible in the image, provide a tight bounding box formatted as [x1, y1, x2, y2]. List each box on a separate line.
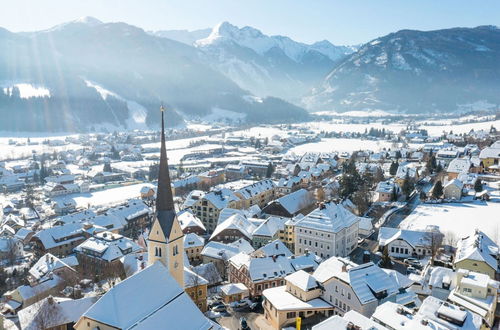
[454, 230, 498, 279]
[443, 179, 464, 200]
[234, 179, 276, 209]
[261, 189, 314, 218]
[378, 227, 441, 258]
[190, 189, 240, 233]
[184, 267, 209, 312]
[184, 233, 205, 265]
[294, 202, 360, 259]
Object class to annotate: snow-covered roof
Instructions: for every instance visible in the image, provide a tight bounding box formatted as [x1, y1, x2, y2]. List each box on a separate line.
[81, 262, 215, 329]
[235, 179, 275, 199]
[378, 227, 434, 249]
[192, 262, 222, 286]
[17, 275, 63, 301]
[295, 201, 360, 234]
[271, 189, 313, 215]
[263, 286, 332, 311]
[418, 296, 482, 329]
[18, 296, 97, 330]
[184, 266, 209, 289]
[210, 213, 256, 241]
[313, 311, 385, 330]
[479, 145, 500, 159]
[220, 282, 248, 296]
[428, 266, 455, 290]
[184, 232, 205, 248]
[33, 223, 85, 250]
[447, 158, 472, 174]
[455, 230, 498, 271]
[177, 209, 206, 232]
[254, 239, 293, 258]
[182, 190, 205, 209]
[201, 239, 255, 260]
[444, 178, 464, 190]
[74, 231, 142, 262]
[285, 270, 319, 291]
[252, 216, 287, 238]
[29, 253, 77, 281]
[204, 188, 240, 210]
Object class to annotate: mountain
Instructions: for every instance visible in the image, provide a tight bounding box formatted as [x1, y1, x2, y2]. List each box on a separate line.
[186, 22, 356, 104]
[304, 26, 500, 113]
[152, 28, 211, 45]
[0, 18, 309, 132]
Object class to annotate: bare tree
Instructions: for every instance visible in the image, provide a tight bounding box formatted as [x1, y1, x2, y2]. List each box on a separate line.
[425, 230, 444, 265]
[444, 231, 459, 248]
[315, 187, 325, 202]
[5, 239, 20, 266]
[32, 296, 61, 329]
[58, 269, 81, 299]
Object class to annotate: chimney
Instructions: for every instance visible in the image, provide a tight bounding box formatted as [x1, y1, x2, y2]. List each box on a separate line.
[341, 263, 347, 272]
[47, 296, 54, 305]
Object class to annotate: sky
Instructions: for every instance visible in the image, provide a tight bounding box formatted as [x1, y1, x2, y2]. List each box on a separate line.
[0, 0, 499, 45]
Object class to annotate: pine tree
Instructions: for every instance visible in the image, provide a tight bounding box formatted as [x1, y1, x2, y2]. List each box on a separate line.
[474, 179, 483, 192]
[266, 162, 275, 178]
[389, 161, 399, 176]
[402, 172, 414, 200]
[380, 246, 392, 269]
[432, 180, 443, 199]
[103, 163, 112, 173]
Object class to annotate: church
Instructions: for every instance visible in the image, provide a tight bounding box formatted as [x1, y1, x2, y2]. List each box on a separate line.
[147, 105, 185, 287]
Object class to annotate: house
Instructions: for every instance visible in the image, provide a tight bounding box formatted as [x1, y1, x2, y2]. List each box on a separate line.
[479, 141, 500, 170]
[262, 270, 334, 329]
[31, 223, 89, 257]
[74, 262, 219, 330]
[74, 231, 143, 278]
[184, 267, 209, 312]
[192, 262, 223, 292]
[261, 189, 314, 217]
[443, 179, 464, 200]
[253, 239, 293, 258]
[209, 213, 256, 244]
[220, 282, 249, 304]
[252, 216, 288, 249]
[279, 216, 302, 252]
[375, 181, 397, 202]
[177, 209, 206, 235]
[28, 253, 78, 283]
[454, 230, 498, 279]
[0, 236, 23, 261]
[228, 251, 321, 298]
[447, 269, 498, 327]
[201, 239, 255, 279]
[184, 233, 205, 265]
[371, 297, 482, 329]
[378, 227, 442, 258]
[313, 257, 407, 318]
[233, 179, 276, 209]
[294, 201, 360, 259]
[18, 296, 97, 330]
[189, 189, 240, 233]
[446, 158, 472, 179]
[5, 274, 64, 308]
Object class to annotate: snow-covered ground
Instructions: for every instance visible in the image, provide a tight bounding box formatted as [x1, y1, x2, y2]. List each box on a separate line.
[400, 183, 500, 241]
[288, 138, 413, 154]
[53, 182, 155, 209]
[2, 83, 51, 98]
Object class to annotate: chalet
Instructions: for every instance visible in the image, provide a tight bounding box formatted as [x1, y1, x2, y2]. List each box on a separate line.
[262, 189, 314, 218]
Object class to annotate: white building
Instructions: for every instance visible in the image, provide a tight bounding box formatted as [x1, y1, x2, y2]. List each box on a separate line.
[294, 202, 360, 259]
[378, 227, 441, 258]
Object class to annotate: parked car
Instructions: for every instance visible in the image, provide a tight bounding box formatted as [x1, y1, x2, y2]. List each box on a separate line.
[240, 317, 250, 330]
[231, 300, 248, 308]
[407, 266, 419, 274]
[211, 304, 226, 312]
[404, 258, 422, 269]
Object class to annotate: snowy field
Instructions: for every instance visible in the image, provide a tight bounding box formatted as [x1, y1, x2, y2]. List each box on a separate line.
[287, 138, 416, 154]
[53, 182, 155, 209]
[400, 183, 500, 240]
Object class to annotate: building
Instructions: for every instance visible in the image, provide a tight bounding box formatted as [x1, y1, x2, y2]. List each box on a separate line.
[262, 270, 334, 329]
[184, 267, 209, 312]
[184, 233, 205, 265]
[189, 189, 240, 233]
[209, 213, 256, 244]
[74, 262, 219, 330]
[147, 108, 185, 288]
[31, 223, 89, 257]
[220, 282, 249, 304]
[446, 158, 472, 179]
[371, 297, 482, 329]
[375, 181, 397, 202]
[479, 141, 500, 170]
[448, 269, 498, 327]
[201, 239, 255, 280]
[443, 179, 464, 200]
[312, 310, 386, 330]
[313, 257, 407, 318]
[294, 201, 360, 259]
[252, 216, 288, 249]
[454, 230, 498, 279]
[261, 189, 314, 218]
[74, 231, 142, 278]
[177, 209, 206, 235]
[378, 227, 442, 258]
[18, 296, 97, 330]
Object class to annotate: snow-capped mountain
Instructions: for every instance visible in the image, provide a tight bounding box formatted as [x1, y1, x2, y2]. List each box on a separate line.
[305, 26, 500, 113]
[188, 22, 356, 103]
[0, 18, 309, 132]
[152, 28, 211, 46]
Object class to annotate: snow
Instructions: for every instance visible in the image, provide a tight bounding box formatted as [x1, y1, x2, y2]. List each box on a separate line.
[400, 184, 500, 240]
[263, 285, 332, 311]
[202, 107, 247, 123]
[3, 83, 50, 99]
[84, 80, 148, 130]
[288, 138, 400, 154]
[54, 182, 155, 209]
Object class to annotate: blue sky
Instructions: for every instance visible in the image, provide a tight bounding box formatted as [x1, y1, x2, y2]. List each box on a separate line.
[1, 0, 499, 44]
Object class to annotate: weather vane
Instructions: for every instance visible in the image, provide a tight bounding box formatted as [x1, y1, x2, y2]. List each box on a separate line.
[160, 103, 165, 112]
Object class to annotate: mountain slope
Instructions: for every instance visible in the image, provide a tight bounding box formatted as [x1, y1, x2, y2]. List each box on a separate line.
[186, 22, 355, 104]
[304, 26, 500, 113]
[0, 18, 309, 132]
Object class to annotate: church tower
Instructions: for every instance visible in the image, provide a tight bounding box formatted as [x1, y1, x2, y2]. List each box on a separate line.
[148, 105, 184, 288]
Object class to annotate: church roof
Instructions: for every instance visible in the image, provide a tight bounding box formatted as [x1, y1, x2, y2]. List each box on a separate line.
[156, 107, 176, 238]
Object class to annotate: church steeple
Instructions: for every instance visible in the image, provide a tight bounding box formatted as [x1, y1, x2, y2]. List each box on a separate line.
[148, 105, 184, 288]
[157, 105, 175, 212]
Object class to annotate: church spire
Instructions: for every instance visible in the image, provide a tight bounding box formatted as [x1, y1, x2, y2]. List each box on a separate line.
[156, 104, 175, 212]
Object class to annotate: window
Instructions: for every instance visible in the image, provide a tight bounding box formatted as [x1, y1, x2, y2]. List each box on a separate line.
[286, 312, 296, 319]
[348, 293, 351, 300]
